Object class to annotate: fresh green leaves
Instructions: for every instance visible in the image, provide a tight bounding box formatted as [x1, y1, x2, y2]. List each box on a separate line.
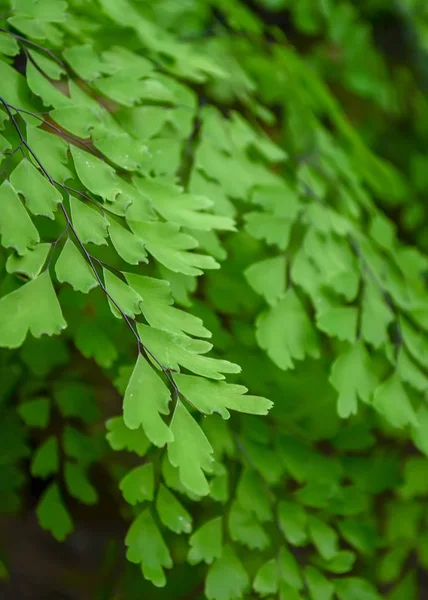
[167, 401, 214, 496]
[125, 509, 172, 587]
[123, 355, 173, 447]
[0, 272, 66, 348]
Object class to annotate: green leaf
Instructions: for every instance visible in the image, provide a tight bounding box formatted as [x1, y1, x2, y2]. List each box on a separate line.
[173, 374, 272, 419]
[6, 243, 50, 279]
[120, 463, 154, 505]
[64, 462, 98, 505]
[126, 273, 210, 337]
[256, 289, 319, 370]
[316, 550, 356, 574]
[107, 217, 147, 265]
[228, 501, 270, 550]
[36, 483, 73, 542]
[167, 400, 214, 496]
[397, 348, 428, 392]
[55, 238, 97, 293]
[26, 126, 72, 183]
[304, 566, 335, 600]
[54, 381, 100, 424]
[63, 44, 104, 80]
[236, 469, 273, 523]
[329, 342, 377, 418]
[129, 221, 219, 277]
[335, 578, 381, 600]
[0, 32, 19, 56]
[188, 517, 223, 565]
[205, 544, 249, 600]
[125, 508, 172, 587]
[31, 436, 58, 478]
[26, 61, 70, 108]
[106, 417, 151, 456]
[70, 145, 120, 203]
[244, 256, 287, 306]
[156, 484, 192, 534]
[317, 306, 358, 343]
[308, 516, 339, 560]
[75, 319, 118, 368]
[18, 397, 50, 428]
[254, 558, 278, 596]
[10, 159, 62, 219]
[278, 501, 308, 546]
[96, 75, 176, 107]
[245, 212, 293, 250]
[123, 354, 173, 447]
[361, 282, 394, 348]
[0, 180, 40, 255]
[0, 272, 66, 348]
[373, 373, 418, 428]
[104, 268, 143, 318]
[278, 547, 303, 590]
[137, 324, 240, 380]
[142, 180, 234, 231]
[69, 196, 108, 246]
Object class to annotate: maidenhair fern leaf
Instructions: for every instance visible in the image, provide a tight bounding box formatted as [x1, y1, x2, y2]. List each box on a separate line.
[120, 463, 154, 505]
[55, 238, 97, 293]
[125, 509, 172, 588]
[122, 354, 173, 447]
[167, 401, 214, 496]
[0, 272, 66, 348]
[36, 483, 73, 542]
[0, 180, 40, 255]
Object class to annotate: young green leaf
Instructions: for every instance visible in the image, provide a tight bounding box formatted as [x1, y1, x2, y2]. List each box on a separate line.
[6, 243, 50, 279]
[126, 273, 210, 337]
[106, 417, 151, 456]
[125, 508, 172, 587]
[64, 462, 98, 505]
[228, 501, 270, 550]
[0, 180, 40, 255]
[167, 400, 215, 496]
[256, 289, 319, 370]
[55, 239, 97, 293]
[278, 501, 308, 546]
[254, 558, 278, 596]
[156, 484, 192, 534]
[103, 268, 143, 318]
[373, 373, 418, 428]
[31, 436, 59, 478]
[69, 195, 108, 245]
[205, 544, 249, 600]
[244, 255, 287, 306]
[188, 517, 223, 565]
[18, 397, 50, 428]
[10, 159, 62, 219]
[329, 341, 378, 418]
[122, 354, 173, 447]
[120, 463, 154, 505]
[173, 374, 273, 418]
[304, 566, 335, 600]
[36, 483, 73, 542]
[308, 516, 339, 560]
[0, 272, 66, 348]
[107, 217, 147, 265]
[138, 324, 240, 380]
[70, 145, 121, 203]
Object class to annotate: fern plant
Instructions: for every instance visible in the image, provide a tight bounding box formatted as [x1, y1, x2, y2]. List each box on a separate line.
[0, 0, 428, 598]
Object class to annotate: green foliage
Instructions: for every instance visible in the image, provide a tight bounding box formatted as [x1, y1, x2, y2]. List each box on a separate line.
[1, 0, 428, 598]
